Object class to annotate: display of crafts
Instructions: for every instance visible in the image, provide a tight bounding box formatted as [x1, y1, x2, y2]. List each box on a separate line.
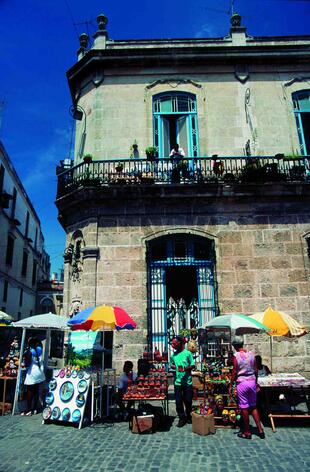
[123, 368, 169, 400]
[2, 336, 20, 377]
[43, 365, 90, 425]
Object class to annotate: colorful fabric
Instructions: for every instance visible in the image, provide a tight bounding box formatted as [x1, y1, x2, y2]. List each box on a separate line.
[236, 379, 257, 409]
[250, 306, 307, 337]
[234, 350, 256, 383]
[170, 350, 195, 386]
[68, 305, 136, 331]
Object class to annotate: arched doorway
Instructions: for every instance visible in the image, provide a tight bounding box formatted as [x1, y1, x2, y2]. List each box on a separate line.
[146, 234, 217, 354]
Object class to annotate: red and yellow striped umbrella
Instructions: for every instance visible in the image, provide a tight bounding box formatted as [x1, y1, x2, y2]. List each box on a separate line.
[68, 305, 137, 331]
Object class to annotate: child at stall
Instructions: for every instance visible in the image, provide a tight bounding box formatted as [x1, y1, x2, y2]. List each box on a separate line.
[115, 360, 137, 420]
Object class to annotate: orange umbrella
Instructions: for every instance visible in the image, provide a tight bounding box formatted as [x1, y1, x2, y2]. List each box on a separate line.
[250, 306, 307, 337]
[250, 306, 308, 371]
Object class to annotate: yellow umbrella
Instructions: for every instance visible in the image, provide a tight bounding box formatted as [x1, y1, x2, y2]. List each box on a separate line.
[250, 306, 308, 371]
[250, 306, 307, 337]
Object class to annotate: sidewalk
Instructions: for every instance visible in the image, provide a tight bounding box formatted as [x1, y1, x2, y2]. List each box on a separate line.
[0, 413, 309, 472]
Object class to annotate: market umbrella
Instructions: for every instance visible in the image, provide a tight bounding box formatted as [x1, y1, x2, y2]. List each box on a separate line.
[249, 306, 308, 371]
[67, 305, 136, 418]
[205, 313, 271, 335]
[0, 310, 13, 326]
[13, 312, 68, 329]
[12, 312, 69, 415]
[67, 305, 137, 331]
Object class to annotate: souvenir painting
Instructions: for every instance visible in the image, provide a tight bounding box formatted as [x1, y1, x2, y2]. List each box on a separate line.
[77, 379, 87, 393]
[72, 409, 81, 423]
[45, 392, 54, 406]
[76, 393, 85, 408]
[51, 406, 61, 420]
[62, 408, 71, 421]
[59, 381, 75, 402]
[49, 379, 57, 391]
[59, 368, 66, 379]
[42, 407, 52, 420]
[77, 370, 84, 379]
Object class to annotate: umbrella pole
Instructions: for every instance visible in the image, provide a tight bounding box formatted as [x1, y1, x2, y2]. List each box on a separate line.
[12, 327, 26, 415]
[270, 336, 273, 373]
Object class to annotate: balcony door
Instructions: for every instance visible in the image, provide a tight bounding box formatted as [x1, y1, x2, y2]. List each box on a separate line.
[293, 90, 310, 155]
[153, 92, 199, 158]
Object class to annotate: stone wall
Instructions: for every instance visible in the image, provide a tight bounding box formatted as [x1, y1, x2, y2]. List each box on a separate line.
[63, 194, 310, 376]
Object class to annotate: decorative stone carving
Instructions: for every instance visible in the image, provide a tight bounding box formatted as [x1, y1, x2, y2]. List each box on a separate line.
[145, 78, 202, 91]
[234, 64, 249, 84]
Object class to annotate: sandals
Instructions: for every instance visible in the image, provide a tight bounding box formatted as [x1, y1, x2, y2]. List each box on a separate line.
[237, 432, 252, 439]
[21, 411, 32, 416]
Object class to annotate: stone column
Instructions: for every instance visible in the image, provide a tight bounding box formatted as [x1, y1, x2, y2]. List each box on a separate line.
[82, 246, 100, 307]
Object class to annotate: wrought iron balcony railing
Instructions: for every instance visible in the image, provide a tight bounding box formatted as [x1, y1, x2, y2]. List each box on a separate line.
[56, 155, 310, 199]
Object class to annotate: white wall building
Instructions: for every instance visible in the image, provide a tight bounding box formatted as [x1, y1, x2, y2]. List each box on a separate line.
[0, 141, 50, 320]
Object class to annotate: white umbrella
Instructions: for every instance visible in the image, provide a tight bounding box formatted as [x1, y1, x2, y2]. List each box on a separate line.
[12, 312, 68, 415]
[13, 312, 68, 329]
[0, 310, 13, 323]
[206, 313, 271, 335]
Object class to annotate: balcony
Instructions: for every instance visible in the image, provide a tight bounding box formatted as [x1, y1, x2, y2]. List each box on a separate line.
[56, 155, 310, 200]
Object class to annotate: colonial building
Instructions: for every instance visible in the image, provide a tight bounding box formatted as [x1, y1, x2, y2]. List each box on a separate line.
[36, 270, 64, 316]
[56, 13, 310, 374]
[0, 141, 51, 319]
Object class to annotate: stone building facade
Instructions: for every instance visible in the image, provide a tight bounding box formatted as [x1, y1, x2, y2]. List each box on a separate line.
[56, 14, 310, 374]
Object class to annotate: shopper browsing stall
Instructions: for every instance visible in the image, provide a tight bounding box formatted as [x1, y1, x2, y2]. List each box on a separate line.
[22, 337, 45, 416]
[116, 360, 137, 419]
[170, 336, 195, 428]
[231, 336, 265, 439]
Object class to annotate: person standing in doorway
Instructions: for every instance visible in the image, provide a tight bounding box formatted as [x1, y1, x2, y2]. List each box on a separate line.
[170, 335, 195, 428]
[231, 336, 265, 439]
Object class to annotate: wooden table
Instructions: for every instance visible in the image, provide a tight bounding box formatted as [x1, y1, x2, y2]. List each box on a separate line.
[0, 376, 17, 415]
[258, 373, 310, 432]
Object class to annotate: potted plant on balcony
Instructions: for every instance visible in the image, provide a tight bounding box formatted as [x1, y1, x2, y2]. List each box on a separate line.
[145, 146, 156, 161]
[83, 153, 93, 163]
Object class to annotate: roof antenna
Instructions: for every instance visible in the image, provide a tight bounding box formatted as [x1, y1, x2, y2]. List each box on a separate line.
[231, 0, 235, 16]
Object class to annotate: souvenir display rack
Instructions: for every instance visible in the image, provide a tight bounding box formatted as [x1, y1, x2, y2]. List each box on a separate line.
[194, 328, 240, 428]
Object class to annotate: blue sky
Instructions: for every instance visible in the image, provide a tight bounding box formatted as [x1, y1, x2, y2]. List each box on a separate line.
[1, 0, 310, 274]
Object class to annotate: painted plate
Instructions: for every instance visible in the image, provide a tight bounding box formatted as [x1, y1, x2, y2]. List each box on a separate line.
[77, 370, 84, 379]
[51, 406, 61, 420]
[59, 368, 66, 378]
[49, 379, 57, 391]
[42, 407, 52, 420]
[53, 369, 60, 378]
[71, 370, 78, 379]
[77, 379, 87, 394]
[72, 409, 81, 423]
[76, 393, 85, 408]
[59, 381, 75, 403]
[62, 408, 71, 421]
[66, 369, 72, 378]
[84, 372, 91, 380]
[45, 392, 54, 406]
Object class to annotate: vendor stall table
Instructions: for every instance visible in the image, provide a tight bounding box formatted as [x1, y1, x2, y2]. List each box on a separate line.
[0, 376, 16, 415]
[258, 373, 310, 432]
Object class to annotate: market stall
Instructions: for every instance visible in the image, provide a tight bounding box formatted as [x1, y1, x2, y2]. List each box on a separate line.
[258, 373, 310, 432]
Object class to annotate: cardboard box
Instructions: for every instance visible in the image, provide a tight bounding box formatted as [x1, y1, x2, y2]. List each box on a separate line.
[131, 414, 154, 434]
[192, 412, 215, 436]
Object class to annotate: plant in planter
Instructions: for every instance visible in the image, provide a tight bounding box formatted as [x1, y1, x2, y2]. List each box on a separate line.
[145, 146, 156, 161]
[83, 154, 93, 163]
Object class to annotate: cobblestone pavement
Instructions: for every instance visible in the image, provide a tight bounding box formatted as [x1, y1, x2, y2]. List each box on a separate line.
[0, 413, 309, 472]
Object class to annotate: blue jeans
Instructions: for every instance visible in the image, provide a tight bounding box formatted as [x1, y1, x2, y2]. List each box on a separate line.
[174, 384, 193, 420]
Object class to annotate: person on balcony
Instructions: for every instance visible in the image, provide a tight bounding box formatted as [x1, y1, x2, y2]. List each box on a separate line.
[169, 143, 185, 159]
[170, 335, 195, 428]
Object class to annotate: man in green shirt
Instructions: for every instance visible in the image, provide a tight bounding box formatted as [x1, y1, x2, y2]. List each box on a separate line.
[170, 336, 195, 428]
